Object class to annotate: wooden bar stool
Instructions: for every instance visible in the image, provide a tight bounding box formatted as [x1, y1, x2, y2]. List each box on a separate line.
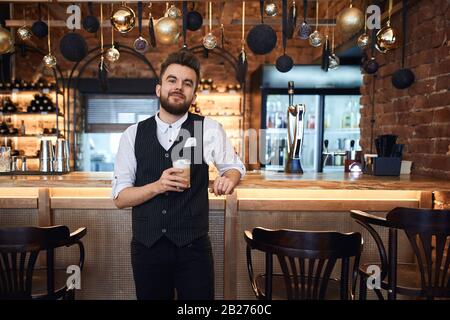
[0, 225, 86, 300]
[244, 227, 362, 300]
[351, 207, 450, 300]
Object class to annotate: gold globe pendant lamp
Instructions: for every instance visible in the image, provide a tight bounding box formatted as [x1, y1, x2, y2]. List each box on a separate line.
[110, 2, 136, 34]
[336, 0, 364, 35]
[0, 24, 14, 54]
[155, 2, 180, 45]
[376, 0, 400, 53]
[357, 3, 370, 49]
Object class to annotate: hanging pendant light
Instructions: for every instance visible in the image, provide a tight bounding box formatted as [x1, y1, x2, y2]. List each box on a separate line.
[106, 4, 120, 63]
[0, 23, 14, 54]
[133, 1, 149, 53]
[110, 2, 136, 34]
[329, 26, 340, 70]
[236, 2, 248, 84]
[265, 2, 278, 16]
[203, 2, 217, 50]
[155, 2, 180, 45]
[43, 8, 56, 68]
[336, 0, 364, 35]
[166, 3, 182, 19]
[357, 3, 370, 49]
[99, 3, 109, 92]
[309, 0, 323, 47]
[17, 9, 32, 41]
[376, 0, 400, 53]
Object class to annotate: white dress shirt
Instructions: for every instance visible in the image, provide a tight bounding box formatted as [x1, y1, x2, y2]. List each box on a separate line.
[112, 112, 245, 199]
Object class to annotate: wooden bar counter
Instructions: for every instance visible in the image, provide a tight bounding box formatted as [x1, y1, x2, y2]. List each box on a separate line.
[0, 171, 448, 190]
[1, 171, 449, 299]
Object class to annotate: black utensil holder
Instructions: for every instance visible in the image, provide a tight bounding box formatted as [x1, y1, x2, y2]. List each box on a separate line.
[366, 157, 401, 176]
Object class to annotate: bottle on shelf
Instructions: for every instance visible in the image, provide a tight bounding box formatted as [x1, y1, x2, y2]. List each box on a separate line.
[342, 112, 351, 129]
[13, 79, 21, 90]
[267, 114, 274, 128]
[20, 120, 26, 136]
[21, 79, 29, 90]
[267, 135, 272, 163]
[307, 114, 316, 129]
[0, 121, 8, 134]
[2, 98, 17, 113]
[279, 139, 286, 167]
[275, 112, 282, 128]
[324, 113, 331, 129]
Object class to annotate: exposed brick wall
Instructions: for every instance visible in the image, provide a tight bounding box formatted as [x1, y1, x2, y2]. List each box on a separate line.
[357, 0, 450, 179]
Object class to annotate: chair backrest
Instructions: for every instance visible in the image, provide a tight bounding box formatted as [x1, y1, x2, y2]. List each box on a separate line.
[0, 226, 72, 300]
[386, 207, 450, 298]
[245, 227, 362, 300]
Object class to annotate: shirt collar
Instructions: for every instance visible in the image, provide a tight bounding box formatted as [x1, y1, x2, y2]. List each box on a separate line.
[155, 112, 188, 134]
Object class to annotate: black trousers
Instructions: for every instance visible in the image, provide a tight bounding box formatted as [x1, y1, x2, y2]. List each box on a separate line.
[131, 235, 215, 300]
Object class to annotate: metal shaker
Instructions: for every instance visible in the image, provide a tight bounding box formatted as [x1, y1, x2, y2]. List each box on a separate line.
[54, 138, 70, 172]
[39, 140, 54, 172]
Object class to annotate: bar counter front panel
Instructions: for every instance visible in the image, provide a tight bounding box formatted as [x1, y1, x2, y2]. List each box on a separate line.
[1, 172, 449, 299]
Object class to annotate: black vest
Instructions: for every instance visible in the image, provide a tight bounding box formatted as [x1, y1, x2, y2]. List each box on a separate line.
[132, 113, 209, 248]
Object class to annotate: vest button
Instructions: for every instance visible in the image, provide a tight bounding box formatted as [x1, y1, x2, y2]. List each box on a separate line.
[162, 228, 167, 233]
[162, 209, 167, 214]
[165, 153, 169, 158]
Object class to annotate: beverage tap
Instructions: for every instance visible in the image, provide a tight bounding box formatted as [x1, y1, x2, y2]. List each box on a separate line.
[285, 81, 305, 174]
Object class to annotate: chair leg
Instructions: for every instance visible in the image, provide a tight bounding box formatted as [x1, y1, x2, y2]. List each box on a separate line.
[374, 288, 384, 300]
[359, 276, 367, 300]
[64, 288, 75, 300]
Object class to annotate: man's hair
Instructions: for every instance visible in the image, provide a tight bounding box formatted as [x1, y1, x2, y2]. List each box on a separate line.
[159, 50, 201, 87]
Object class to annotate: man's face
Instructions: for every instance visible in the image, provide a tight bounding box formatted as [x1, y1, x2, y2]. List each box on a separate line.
[156, 64, 197, 116]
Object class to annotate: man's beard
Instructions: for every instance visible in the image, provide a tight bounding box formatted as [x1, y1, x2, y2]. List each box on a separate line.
[160, 93, 192, 116]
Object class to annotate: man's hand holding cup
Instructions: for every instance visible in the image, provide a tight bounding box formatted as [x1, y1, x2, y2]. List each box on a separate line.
[156, 162, 190, 194]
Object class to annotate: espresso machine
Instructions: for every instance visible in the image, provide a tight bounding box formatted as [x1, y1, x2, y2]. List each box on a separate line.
[285, 81, 306, 174]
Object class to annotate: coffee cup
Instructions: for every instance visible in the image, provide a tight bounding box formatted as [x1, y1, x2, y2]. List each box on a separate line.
[173, 159, 191, 188]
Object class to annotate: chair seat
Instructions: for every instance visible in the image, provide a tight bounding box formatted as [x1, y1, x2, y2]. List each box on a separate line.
[255, 274, 343, 300]
[31, 268, 70, 299]
[360, 262, 422, 290]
